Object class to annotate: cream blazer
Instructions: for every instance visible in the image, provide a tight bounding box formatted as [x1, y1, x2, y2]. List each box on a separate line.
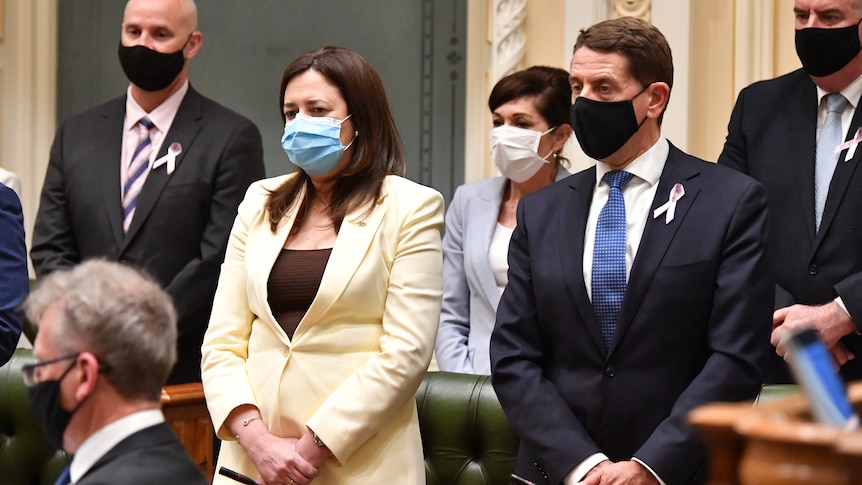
[201, 174, 443, 484]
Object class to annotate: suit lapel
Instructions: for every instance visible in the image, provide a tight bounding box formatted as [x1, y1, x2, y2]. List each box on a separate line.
[560, 168, 606, 352]
[792, 79, 819, 244]
[816, 90, 862, 248]
[611, 146, 700, 355]
[294, 191, 388, 339]
[245, 178, 302, 345]
[468, 178, 506, 311]
[96, 99, 128, 247]
[122, 88, 203, 246]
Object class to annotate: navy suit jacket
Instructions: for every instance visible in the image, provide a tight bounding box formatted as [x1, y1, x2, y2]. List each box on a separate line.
[0, 183, 26, 365]
[31, 86, 265, 384]
[719, 68, 862, 382]
[491, 144, 772, 484]
[76, 422, 208, 484]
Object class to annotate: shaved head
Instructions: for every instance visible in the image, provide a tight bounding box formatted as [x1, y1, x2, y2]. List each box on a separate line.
[124, 0, 198, 34]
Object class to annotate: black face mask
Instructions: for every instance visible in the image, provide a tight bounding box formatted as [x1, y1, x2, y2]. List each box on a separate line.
[27, 360, 82, 451]
[570, 86, 650, 160]
[795, 20, 862, 77]
[118, 42, 186, 92]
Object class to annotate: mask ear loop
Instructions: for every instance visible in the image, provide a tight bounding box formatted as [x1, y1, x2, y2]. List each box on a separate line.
[539, 126, 558, 160]
[343, 130, 359, 150]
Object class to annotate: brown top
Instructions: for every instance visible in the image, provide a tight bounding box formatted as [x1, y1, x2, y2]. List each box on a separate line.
[267, 247, 333, 339]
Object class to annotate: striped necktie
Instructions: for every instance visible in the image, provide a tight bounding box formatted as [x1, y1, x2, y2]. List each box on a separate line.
[122, 117, 155, 232]
[592, 170, 634, 350]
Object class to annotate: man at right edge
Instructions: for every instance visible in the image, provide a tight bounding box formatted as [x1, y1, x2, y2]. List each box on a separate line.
[719, 0, 862, 382]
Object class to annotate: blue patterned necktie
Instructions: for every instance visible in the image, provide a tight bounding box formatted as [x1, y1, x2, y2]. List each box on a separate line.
[592, 170, 634, 350]
[122, 116, 156, 232]
[814, 93, 848, 231]
[54, 466, 71, 485]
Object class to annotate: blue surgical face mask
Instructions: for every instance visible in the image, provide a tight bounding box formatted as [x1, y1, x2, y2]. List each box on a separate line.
[281, 113, 356, 176]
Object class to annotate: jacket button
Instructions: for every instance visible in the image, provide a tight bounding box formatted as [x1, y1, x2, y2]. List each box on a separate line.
[604, 365, 616, 377]
[809, 264, 818, 275]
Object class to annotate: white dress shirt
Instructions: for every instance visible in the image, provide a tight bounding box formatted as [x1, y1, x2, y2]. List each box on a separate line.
[489, 222, 515, 295]
[568, 136, 669, 485]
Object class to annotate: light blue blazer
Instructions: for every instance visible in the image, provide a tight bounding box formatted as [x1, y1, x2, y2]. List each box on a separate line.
[436, 165, 570, 374]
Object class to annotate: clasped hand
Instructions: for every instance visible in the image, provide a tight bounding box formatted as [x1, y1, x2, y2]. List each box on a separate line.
[243, 432, 319, 485]
[772, 302, 857, 368]
[579, 460, 659, 485]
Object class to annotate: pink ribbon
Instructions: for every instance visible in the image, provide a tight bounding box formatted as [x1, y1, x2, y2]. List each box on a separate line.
[835, 127, 862, 159]
[152, 142, 182, 175]
[653, 183, 685, 224]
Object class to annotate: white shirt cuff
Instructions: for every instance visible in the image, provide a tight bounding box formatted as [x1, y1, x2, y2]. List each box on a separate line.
[835, 296, 851, 318]
[632, 457, 667, 485]
[565, 453, 607, 484]
[834, 297, 860, 335]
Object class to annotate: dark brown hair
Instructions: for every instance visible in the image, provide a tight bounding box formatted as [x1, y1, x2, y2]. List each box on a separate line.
[267, 46, 405, 232]
[574, 17, 674, 122]
[489, 66, 572, 128]
[488, 66, 572, 163]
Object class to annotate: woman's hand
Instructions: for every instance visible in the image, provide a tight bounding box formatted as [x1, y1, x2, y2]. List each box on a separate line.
[226, 406, 319, 485]
[243, 433, 319, 485]
[294, 428, 334, 468]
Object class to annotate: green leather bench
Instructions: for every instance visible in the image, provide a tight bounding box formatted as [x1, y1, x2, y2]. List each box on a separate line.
[416, 371, 519, 484]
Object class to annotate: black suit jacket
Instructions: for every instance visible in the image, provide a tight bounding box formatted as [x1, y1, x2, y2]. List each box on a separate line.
[76, 422, 208, 484]
[490, 144, 772, 485]
[0, 183, 26, 365]
[31, 86, 265, 384]
[718, 68, 862, 382]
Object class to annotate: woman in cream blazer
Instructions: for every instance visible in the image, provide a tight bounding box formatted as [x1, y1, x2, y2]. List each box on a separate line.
[201, 47, 443, 485]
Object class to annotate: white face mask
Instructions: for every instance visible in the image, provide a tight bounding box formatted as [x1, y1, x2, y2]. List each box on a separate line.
[490, 125, 556, 183]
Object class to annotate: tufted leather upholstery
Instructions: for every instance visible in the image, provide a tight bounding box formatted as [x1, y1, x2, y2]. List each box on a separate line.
[415, 371, 519, 485]
[0, 348, 70, 484]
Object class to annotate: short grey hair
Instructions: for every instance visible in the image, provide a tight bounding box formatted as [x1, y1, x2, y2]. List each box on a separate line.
[26, 260, 177, 402]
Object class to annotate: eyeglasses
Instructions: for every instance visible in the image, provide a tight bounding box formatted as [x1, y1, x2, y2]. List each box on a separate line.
[22, 353, 80, 387]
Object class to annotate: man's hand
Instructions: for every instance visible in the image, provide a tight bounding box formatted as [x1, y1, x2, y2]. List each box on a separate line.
[772, 302, 856, 368]
[579, 460, 659, 485]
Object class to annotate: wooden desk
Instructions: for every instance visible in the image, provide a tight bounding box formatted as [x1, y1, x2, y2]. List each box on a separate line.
[161, 383, 214, 483]
[689, 382, 862, 485]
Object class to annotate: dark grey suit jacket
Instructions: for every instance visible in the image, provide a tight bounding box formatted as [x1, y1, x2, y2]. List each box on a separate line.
[719, 68, 862, 382]
[76, 422, 208, 484]
[491, 144, 772, 484]
[31, 86, 265, 384]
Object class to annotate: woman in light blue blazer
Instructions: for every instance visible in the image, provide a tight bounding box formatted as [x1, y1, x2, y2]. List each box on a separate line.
[436, 66, 573, 374]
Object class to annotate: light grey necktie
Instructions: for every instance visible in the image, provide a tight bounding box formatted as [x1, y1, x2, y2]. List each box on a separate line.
[815, 93, 848, 231]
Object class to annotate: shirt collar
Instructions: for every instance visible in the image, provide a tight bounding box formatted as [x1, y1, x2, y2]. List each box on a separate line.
[124, 80, 189, 134]
[816, 73, 862, 109]
[70, 409, 164, 482]
[594, 135, 668, 188]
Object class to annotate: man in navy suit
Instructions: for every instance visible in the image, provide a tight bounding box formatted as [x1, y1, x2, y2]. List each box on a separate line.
[719, 0, 862, 383]
[24, 261, 207, 484]
[0, 182, 26, 365]
[490, 18, 772, 485]
[31, 0, 265, 384]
